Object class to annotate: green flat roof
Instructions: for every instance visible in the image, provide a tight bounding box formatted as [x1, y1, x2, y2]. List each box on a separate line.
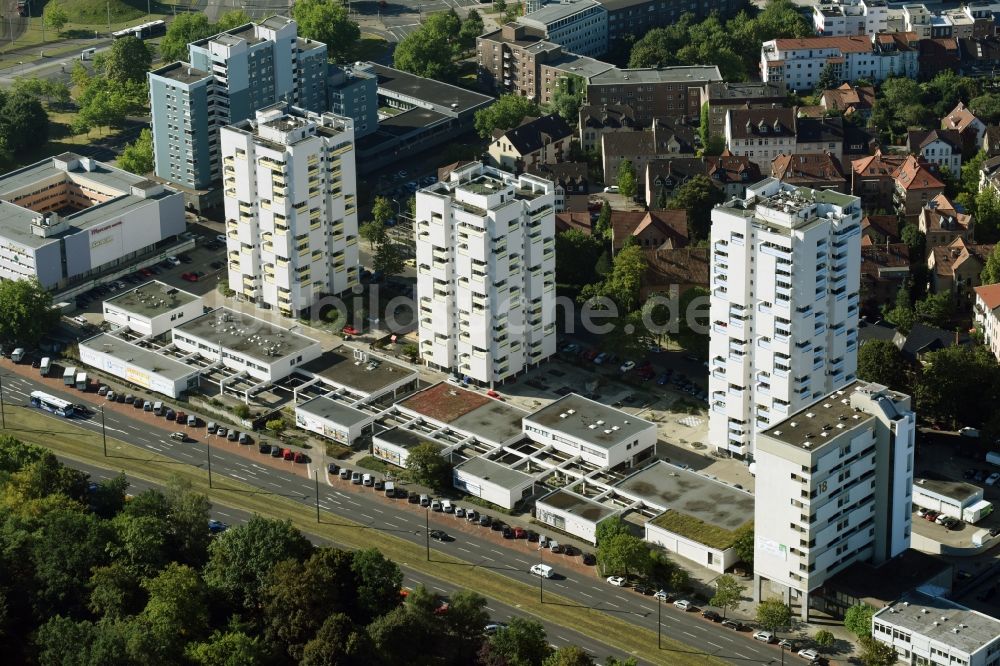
[648, 510, 752, 551]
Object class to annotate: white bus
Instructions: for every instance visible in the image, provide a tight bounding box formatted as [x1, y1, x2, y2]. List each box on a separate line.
[29, 391, 76, 417]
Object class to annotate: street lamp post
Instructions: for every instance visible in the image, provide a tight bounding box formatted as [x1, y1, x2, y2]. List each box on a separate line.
[0, 374, 6, 429]
[425, 506, 430, 561]
[657, 595, 662, 649]
[100, 405, 107, 457]
[538, 546, 543, 603]
[206, 434, 213, 488]
[314, 468, 320, 524]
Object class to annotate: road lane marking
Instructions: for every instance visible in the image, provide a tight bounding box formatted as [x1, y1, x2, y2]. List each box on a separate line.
[580, 592, 593, 598]
[734, 653, 750, 660]
[707, 641, 723, 650]
[683, 631, 696, 638]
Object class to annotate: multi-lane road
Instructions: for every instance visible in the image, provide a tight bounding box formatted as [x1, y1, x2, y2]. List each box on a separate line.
[0, 368, 790, 665]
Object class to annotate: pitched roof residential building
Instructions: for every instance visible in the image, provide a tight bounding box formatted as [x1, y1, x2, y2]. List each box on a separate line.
[639, 246, 710, 300]
[526, 161, 589, 211]
[601, 118, 698, 186]
[610, 210, 688, 251]
[942, 101, 987, 152]
[644, 157, 705, 204]
[928, 237, 996, 295]
[894, 154, 946, 217]
[851, 149, 911, 210]
[918, 37, 961, 80]
[918, 193, 974, 250]
[704, 80, 787, 138]
[861, 242, 911, 312]
[488, 113, 574, 172]
[985, 126, 1000, 158]
[705, 151, 763, 199]
[724, 107, 797, 168]
[895, 322, 970, 362]
[820, 83, 875, 118]
[862, 215, 902, 245]
[906, 128, 963, 172]
[554, 211, 593, 235]
[974, 282, 1000, 362]
[578, 103, 637, 151]
[771, 152, 847, 191]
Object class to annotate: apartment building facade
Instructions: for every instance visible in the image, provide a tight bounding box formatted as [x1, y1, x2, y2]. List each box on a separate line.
[220, 105, 359, 318]
[149, 17, 328, 193]
[518, 0, 609, 57]
[586, 66, 722, 125]
[812, 0, 888, 36]
[754, 381, 915, 620]
[708, 179, 862, 459]
[761, 33, 918, 91]
[415, 163, 557, 386]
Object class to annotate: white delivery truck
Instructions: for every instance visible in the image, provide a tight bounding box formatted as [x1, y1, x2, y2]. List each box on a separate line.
[10, 348, 25, 363]
[63, 366, 77, 386]
[384, 481, 395, 498]
[963, 500, 994, 525]
[39, 357, 51, 376]
[75, 372, 88, 391]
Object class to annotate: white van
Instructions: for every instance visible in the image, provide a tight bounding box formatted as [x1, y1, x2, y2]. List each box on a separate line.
[986, 451, 1000, 467]
[152, 401, 164, 416]
[11, 348, 25, 363]
[39, 357, 51, 376]
[362, 473, 373, 487]
[529, 564, 553, 578]
[63, 366, 77, 385]
[441, 500, 453, 513]
[80, 48, 96, 61]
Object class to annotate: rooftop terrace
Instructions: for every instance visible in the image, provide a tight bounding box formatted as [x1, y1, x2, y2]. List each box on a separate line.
[104, 281, 200, 319]
[174, 308, 319, 363]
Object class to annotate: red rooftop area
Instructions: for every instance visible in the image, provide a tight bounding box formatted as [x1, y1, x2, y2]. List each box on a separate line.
[399, 382, 491, 424]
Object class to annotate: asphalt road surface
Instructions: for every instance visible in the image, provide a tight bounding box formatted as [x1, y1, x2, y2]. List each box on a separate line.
[66, 458, 629, 664]
[2, 370, 788, 665]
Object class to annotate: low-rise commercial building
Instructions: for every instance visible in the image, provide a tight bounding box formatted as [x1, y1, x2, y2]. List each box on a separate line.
[102, 281, 203, 337]
[0, 153, 185, 290]
[173, 307, 322, 383]
[296, 347, 417, 404]
[79, 332, 200, 398]
[522, 393, 656, 468]
[872, 592, 1000, 666]
[294, 395, 373, 446]
[453, 456, 537, 510]
[912, 477, 993, 524]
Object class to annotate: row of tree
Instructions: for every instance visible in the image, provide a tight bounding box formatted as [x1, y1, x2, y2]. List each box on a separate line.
[394, 9, 484, 82]
[0, 434, 642, 666]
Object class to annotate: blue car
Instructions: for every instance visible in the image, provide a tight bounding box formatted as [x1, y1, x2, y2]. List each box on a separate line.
[656, 373, 671, 385]
[208, 519, 229, 534]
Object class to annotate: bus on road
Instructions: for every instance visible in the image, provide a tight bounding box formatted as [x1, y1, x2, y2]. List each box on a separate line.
[29, 391, 76, 417]
[112, 20, 166, 40]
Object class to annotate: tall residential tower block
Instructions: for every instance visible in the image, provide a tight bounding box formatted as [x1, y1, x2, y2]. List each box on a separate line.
[415, 163, 557, 386]
[708, 179, 862, 459]
[220, 105, 359, 317]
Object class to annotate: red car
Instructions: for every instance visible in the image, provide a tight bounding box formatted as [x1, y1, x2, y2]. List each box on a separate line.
[283, 448, 294, 461]
[434, 600, 449, 615]
[181, 272, 199, 282]
[342, 325, 360, 336]
[486, 389, 502, 399]
[140, 268, 153, 277]
[294, 452, 307, 463]
[513, 527, 526, 539]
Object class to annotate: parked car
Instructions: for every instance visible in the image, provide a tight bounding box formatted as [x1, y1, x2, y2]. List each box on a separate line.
[227, 430, 238, 442]
[284, 449, 295, 461]
[582, 552, 596, 566]
[701, 610, 722, 622]
[797, 648, 819, 661]
[633, 584, 653, 595]
[721, 620, 745, 631]
[607, 576, 627, 587]
[259, 443, 273, 455]
[186, 415, 197, 427]
[293, 452, 307, 463]
[753, 631, 775, 643]
[513, 527, 526, 539]
[987, 472, 1000, 486]
[465, 510, 479, 522]
[653, 590, 673, 602]
[271, 446, 283, 458]
[619, 360, 636, 373]
[342, 325, 360, 336]
[673, 599, 693, 611]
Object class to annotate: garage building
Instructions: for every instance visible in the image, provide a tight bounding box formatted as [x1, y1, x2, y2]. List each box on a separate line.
[295, 395, 373, 446]
[913, 478, 993, 524]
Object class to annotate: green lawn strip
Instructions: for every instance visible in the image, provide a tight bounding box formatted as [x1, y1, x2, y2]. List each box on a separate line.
[5, 408, 723, 665]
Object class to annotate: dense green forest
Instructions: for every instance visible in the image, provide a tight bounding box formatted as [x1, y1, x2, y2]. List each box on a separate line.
[0, 435, 634, 666]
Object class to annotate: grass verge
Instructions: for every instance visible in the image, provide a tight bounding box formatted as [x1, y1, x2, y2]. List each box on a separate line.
[4, 406, 724, 666]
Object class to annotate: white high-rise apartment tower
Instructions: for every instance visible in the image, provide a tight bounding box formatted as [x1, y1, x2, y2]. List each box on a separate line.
[415, 163, 557, 386]
[753, 381, 915, 620]
[221, 104, 359, 318]
[708, 178, 862, 459]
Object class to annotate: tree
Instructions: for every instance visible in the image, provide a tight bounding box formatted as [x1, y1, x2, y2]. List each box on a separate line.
[351, 548, 403, 623]
[756, 598, 792, 633]
[74, 78, 138, 135]
[0, 278, 58, 347]
[858, 635, 897, 666]
[458, 9, 484, 51]
[43, 4, 68, 33]
[300, 614, 371, 666]
[709, 574, 744, 619]
[104, 36, 153, 85]
[140, 563, 211, 659]
[203, 515, 313, 613]
[674, 286, 710, 359]
[884, 285, 915, 334]
[31, 509, 113, 619]
[844, 603, 876, 638]
[216, 10, 252, 31]
[88, 563, 145, 620]
[108, 513, 171, 577]
[916, 346, 1000, 428]
[160, 13, 214, 62]
[1, 91, 49, 156]
[550, 74, 585, 124]
[118, 128, 154, 175]
[983, 244, 1000, 285]
[597, 532, 651, 579]
[617, 159, 637, 199]
[404, 442, 451, 491]
[668, 175, 725, 241]
[12, 77, 70, 106]
[816, 63, 839, 91]
[814, 629, 836, 648]
[495, 0, 507, 14]
[543, 645, 595, 666]
[960, 150, 987, 199]
[974, 186, 1000, 243]
[555, 229, 603, 286]
[900, 223, 925, 258]
[442, 589, 490, 662]
[595, 201, 613, 241]
[915, 291, 954, 328]
[595, 516, 632, 545]
[484, 616, 551, 666]
[186, 630, 269, 666]
[857, 340, 909, 391]
[393, 28, 455, 82]
[474, 94, 542, 139]
[164, 477, 213, 568]
[266, 418, 286, 434]
[292, 0, 361, 62]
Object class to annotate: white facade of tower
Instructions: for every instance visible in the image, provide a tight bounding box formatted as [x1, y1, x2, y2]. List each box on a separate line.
[415, 163, 557, 385]
[708, 178, 862, 459]
[221, 105, 359, 318]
